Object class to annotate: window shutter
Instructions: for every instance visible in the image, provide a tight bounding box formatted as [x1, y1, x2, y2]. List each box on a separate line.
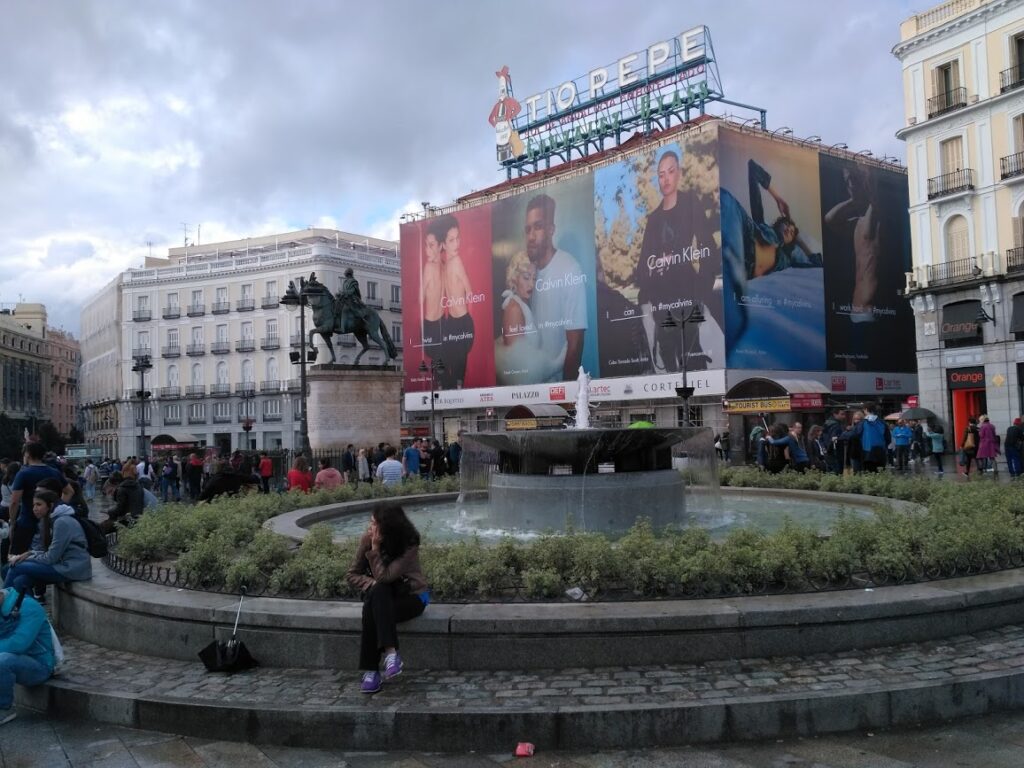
[950, 60, 961, 91]
[1015, 216, 1024, 249]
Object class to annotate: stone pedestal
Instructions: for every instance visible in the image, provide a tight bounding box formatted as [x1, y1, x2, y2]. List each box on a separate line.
[306, 365, 402, 451]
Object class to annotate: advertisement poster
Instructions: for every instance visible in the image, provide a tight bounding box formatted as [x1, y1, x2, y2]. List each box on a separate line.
[594, 130, 723, 379]
[719, 129, 826, 370]
[399, 206, 496, 392]
[819, 155, 914, 372]
[490, 175, 599, 385]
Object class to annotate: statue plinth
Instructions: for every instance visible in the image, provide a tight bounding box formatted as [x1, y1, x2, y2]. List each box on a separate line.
[305, 365, 403, 451]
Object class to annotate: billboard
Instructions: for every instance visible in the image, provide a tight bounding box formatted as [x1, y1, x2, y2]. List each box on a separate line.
[401, 122, 914, 409]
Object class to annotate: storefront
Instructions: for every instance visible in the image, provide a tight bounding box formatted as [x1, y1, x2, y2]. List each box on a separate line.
[946, 366, 986, 444]
[723, 378, 829, 462]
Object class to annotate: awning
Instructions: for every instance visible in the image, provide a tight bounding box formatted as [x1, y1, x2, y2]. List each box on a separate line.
[150, 432, 201, 447]
[1012, 293, 1024, 334]
[723, 377, 829, 414]
[503, 404, 569, 419]
[724, 377, 829, 399]
[940, 300, 982, 340]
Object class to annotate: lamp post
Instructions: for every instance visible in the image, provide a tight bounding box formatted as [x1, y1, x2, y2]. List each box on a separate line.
[660, 304, 705, 427]
[418, 358, 445, 439]
[239, 384, 256, 451]
[281, 277, 318, 455]
[131, 353, 153, 458]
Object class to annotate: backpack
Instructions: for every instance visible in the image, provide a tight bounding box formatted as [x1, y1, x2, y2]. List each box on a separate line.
[76, 517, 109, 558]
[765, 442, 789, 474]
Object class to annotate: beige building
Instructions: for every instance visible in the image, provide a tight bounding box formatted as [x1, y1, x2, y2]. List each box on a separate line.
[895, 0, 1024, 442]
[46, 328, 80, 437]
[81, 228, 402, 458]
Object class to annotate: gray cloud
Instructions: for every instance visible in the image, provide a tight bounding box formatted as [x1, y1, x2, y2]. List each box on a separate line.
[0, 0, 917, 335]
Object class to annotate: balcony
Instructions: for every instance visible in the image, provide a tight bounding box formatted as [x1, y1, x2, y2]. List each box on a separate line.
[1001, 64, 1024, 93]
[132, 310, 152, 322]
[187, 303, 205, 317]
[927, 168, 975, 200]
[290, 333, 303, 347]
[262, 296, 279, 309]
[212, 413, 232, 424]
[926, 86, 968, 119]
[926, 256, 979, 287]
[211, 301, 230, 315]
[162, 306, 181, 320]
[389, 302, 402, 313]
[187, 413, 207, 424]
[163, 416, 182, 426]
[235, 339, 256, 352]
[263, 412, 282, 422]
[286, 378, 301, 392]
[260, 380, 281, 393]
[235, 383, 256, 396]
[236, 298, 255, 312]
[237, 413, 256, 424]
[1001, 151, 1024, 181]
[1008, 246, 1024, 275]
[366, 297, 384, 310]
[131, 347, 152, 359]
[134, 418, 152, 428]
[186, 343, 205, 356]
[211, 341, 231, 355]
[158, 386, 181, 398]
[210, 383, 232, 397]
[185, 385, 206, 398]
[161, 345, 181, 358]
[260, 336, 281, 350]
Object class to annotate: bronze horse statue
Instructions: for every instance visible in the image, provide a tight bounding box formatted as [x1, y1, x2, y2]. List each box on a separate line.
[302, 277, 398, 365]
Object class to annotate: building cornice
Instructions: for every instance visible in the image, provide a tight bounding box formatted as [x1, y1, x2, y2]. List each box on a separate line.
[892, 0, 1018, 59]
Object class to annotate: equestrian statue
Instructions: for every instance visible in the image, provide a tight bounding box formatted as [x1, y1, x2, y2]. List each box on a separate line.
[299, 270, 398, 365]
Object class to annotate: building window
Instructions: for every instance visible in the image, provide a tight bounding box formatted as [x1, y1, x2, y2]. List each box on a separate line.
[216, 287, 227, 303]
[167, 328, 179, 346]
[191, 289, 203, 305]
[934, 60, 960, 98]
[214, 401, 231, 419]
[191, 326, 203, 344]
[164, 404, 181, 421]
[167, 365, 178, 387]
[267, 357, 278, 381]
[366, 281, 378, 300]
[216, 324, 228, 342]
[167, 292, 178, 308]
[265, 280, 276, 297]
[939, 135, 963, 174]
[242, 358, 254, 384]
[137, 295, 149, 310]
[392, 322, 402, 343]
[266, 318, 278, 337]
[191, 363, 203, 386]
[390, 285, 401, 303]
[241, 283, 253, 299]
[216, 361, 228, 385]
[264, 399, 281, 417]
[189, 402, 205, 420]
[241, 321, 253, 340]
[944, 215, 970, 261]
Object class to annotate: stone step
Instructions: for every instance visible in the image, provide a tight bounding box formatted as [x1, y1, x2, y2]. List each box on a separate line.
[19, 625, 1024, 752]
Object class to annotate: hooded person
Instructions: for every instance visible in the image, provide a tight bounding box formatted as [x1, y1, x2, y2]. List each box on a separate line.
[4, 489, 91, 596]
[0, 587, 56, 724]
[1005, 417, 1023, 478]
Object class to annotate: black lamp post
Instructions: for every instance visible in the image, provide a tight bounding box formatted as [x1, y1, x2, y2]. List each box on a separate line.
[239, 384, 256, 451]
[418, 358, 445, 438]
[281, 277, 318, 455]
[660, 305, 705, 427]
[131, 353, 153, 458]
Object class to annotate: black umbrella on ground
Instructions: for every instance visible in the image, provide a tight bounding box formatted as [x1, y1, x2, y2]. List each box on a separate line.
[198, 588, 258, 673]
[901, 407, 937, 421]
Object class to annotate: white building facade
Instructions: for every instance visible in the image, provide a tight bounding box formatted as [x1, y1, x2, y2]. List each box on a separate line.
[81, 229, 402, 458]
[895, 0, 1024, 441]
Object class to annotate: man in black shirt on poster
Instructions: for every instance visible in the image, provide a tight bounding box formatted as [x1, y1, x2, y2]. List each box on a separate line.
[634, 150, 718, 373]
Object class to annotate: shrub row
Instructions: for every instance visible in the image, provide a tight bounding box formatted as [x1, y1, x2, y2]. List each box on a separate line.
[112, 469, 1024, 600]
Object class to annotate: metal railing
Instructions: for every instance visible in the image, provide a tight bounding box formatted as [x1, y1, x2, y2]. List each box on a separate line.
[235, 339, 256, 352]
[211, 301, 230, 314]
[211, 384, 232, 397]
[212, 413, 232, 423]
[286, 378, 301, 391]
[260, 380, 281, 393]
[927, 168, 974, 199]
[132, 310, 152, 322]
[187, 303, 205, 317]
[161, 345, 181, 358]
[187, 414, 207, 424]
[1007, 246, 1024, 274]
[366, 297, 384, 309]
[262, 412, 283, 422]
[162, 306, 180, 319]
[235, 383, 256, 395]
[261, 296, 279, 309]
[186, 343, 205, 356]
[927, 86, 968, 118]
[236, 299, 255, 312]
[289, 333, 303, 347]
[211, 341, 231, 354]
[260, 336, 280, 350]
[927, 256, 978, 286]
[1001, 64, 1024, 93]
[1001, 151, 1024, 180]
[163, 417, 182, 426]
[158, 387, 181, 398]
[131, 347, 152, 358]
[185, 385, 206, 398]
[389, 302, 402, 313]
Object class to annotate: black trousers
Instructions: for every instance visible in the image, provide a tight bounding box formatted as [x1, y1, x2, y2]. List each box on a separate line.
[359, 582, 425, 671]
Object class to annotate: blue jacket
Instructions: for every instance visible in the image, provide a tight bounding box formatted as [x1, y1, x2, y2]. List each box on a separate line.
[0, 589, 54, 672]
[892, 425, 913, 447]
[766, 434, 809, 464]
[27, 504, 92, 581]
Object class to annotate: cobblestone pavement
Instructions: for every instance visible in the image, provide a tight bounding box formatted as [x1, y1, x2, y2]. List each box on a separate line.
[53, 623, 1024, 710]
[8, 707, 1024, 766]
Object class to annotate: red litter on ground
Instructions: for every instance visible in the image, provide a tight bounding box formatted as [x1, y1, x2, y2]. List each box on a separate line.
[515, 742, 535, 757]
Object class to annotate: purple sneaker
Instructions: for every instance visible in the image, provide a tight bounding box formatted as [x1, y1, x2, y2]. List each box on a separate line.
[382, 651, 403, 680]
[360, 671, 381, 694]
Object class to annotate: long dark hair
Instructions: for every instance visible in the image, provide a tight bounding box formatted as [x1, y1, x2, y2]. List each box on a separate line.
[2, 461, 19, 487]
[34, 489, 58, 549]
[373, 503, 420, 560]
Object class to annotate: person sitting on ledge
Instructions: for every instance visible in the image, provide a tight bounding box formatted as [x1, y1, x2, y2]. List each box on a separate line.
[4, 489, 91, 596]
[347, 502, 430, 694]
[0, 587, 57, 725]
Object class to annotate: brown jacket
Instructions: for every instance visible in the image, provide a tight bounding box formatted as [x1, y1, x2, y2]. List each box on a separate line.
[346, 533, 428, 595]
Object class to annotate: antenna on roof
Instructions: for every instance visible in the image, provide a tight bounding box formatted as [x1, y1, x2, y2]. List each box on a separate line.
[181, 222, 191, 248]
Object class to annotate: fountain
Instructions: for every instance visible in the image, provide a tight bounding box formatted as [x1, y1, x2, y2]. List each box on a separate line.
[466, 367, 694, 534]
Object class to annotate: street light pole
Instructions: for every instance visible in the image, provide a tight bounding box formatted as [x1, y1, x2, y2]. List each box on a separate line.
[131, 354, 153, 458]
[660, 305, 705, 427]
[418, 358, 445, 438]
[281, 278, 317, 455]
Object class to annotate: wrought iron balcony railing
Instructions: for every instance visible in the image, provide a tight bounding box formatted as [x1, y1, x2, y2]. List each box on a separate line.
[927, 86, 967, 119]
[927, 168, 975, 199]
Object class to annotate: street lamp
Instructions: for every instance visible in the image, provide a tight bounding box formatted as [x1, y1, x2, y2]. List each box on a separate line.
[660, 305, 706, 427]
[281, 277, 318, 455]
[239, 384, 256, 450]
[131, 353, 153, 459]
[418, 358, 445, 438]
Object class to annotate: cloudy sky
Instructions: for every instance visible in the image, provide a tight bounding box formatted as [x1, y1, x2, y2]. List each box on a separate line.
[1, 0, 920, 334]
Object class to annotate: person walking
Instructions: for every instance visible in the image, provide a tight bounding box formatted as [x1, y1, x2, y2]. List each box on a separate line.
[347, 503, 430, 694]
[977, 415, 999, 474]
[257, 452, 273, 494]
[924, 423, 946, 475]
[357, 448, 372, 484]
[892, 419, 913, 472]
[961, 417, 980, 477]
[1005, 418, 1023, 479]
[375, 447, 403, 487]
[82, 459, 98, 502]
